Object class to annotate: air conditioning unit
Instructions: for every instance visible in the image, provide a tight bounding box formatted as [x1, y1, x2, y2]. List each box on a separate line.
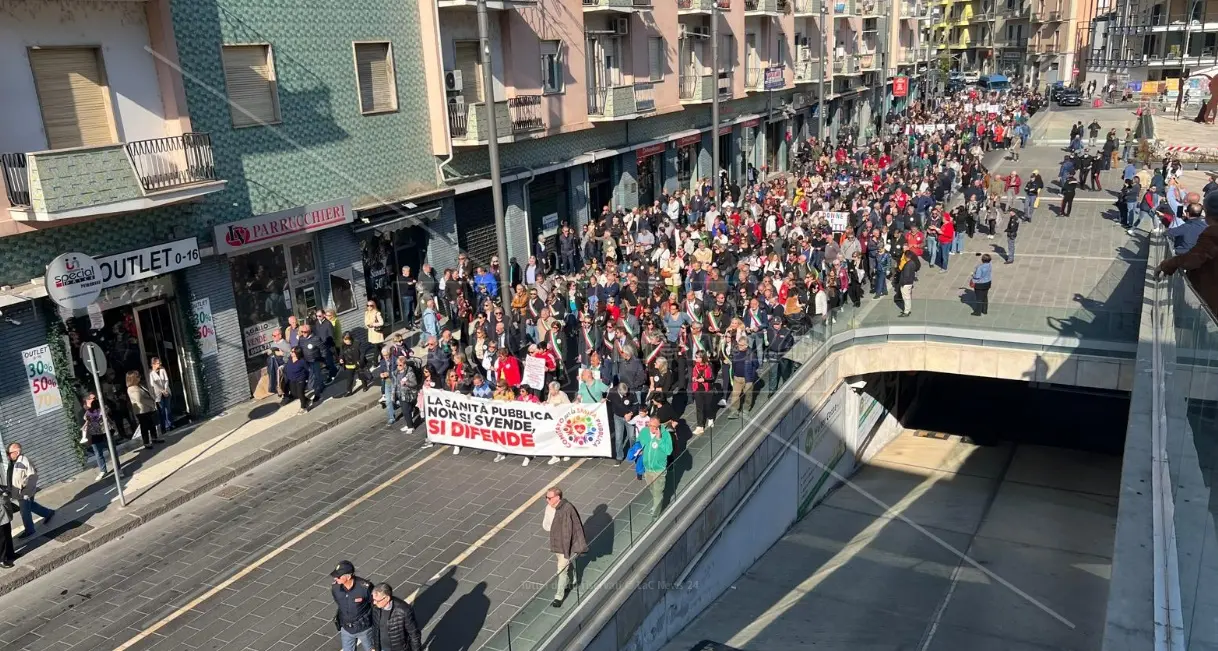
[444, 69, 463, 93]
[613, 17, 630, 35]
[692, 25, 711, 38]
[679, 23, 690, 39]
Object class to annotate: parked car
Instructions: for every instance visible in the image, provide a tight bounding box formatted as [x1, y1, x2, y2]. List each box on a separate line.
[1057, 88, 1083, 106]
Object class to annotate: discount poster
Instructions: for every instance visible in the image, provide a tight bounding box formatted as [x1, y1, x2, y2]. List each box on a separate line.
[191, 298, 219, 358]
[22, 345, 63, 416]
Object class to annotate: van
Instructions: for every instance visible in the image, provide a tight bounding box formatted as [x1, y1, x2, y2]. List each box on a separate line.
[979, 74, 1012, 92]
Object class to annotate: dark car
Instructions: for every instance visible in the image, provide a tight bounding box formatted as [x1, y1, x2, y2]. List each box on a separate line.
[1057, 89, 1083, 106]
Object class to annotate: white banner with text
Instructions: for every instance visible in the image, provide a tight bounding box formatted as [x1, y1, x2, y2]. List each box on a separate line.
[424, 389, 613, 457]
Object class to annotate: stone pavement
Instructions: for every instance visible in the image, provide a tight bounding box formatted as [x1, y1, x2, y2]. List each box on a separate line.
[1032, 104, 1138, 144]
[861, 145, 1148, 344]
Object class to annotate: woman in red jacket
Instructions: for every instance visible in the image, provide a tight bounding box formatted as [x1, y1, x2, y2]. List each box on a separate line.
[936, 216, 955, 271]
[690, 351, 716, 435]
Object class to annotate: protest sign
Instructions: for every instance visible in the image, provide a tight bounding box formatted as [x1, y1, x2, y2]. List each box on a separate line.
[424, 389, 613, 457]
[522, 356, 547, 390]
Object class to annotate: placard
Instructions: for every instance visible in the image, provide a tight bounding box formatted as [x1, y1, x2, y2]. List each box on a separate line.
[192, 298, 219, 358]
[22, 345, 63, 416]
[243, 319, 280, 358]
[87, 303, 105, 330]
[522, 356, 547, 390]
[425, 389, 612, 457]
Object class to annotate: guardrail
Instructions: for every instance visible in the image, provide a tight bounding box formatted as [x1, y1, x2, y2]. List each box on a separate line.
[0, 153, 29, 207]
[125, 133, 218, 193]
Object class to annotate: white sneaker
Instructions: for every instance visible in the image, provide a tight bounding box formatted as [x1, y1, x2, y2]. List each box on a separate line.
[96, 471, 106, 481]
[563, 457, 570, 461]
[522, 457, 530, 467]
[421, 442, 434, 449]
[693, 426, 705, 435]
[718, 399, 727, 407]
[494, 453, 506, 463]
[453, 446, 461, 455]
[548, 456, 560, 465]
[988, 234, 994, 239]
[400, 424, 412, 432]
[1127, 228, 1135, 235]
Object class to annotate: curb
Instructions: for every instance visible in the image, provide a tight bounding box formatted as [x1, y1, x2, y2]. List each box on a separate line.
[0, 394, 383, 597]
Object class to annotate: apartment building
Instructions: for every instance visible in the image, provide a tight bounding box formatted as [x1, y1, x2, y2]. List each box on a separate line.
[1083, 0, 1218, 84]
[931, 0, 1000, 72]
[0, 0, 443, 483]
[1023, 0, 1086, 84]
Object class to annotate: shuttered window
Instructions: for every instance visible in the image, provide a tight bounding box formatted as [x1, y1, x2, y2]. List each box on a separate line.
[221, 45, 280, 127]
[354, 42, 397, 114]
[28, 47, 114, 150]
[540, 41, 563, 94]
[454, 41, 484, 103]
[649, 37, 664, 82]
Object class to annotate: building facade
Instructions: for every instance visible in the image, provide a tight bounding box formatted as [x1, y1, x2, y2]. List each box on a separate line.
[1082, 0, 1218, 87]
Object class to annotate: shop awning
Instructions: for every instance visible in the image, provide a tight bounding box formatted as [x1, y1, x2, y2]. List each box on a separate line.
[354, 205, 442, 236]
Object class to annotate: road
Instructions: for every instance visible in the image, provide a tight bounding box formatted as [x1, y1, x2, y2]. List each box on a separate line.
[0, 406, 648, 651]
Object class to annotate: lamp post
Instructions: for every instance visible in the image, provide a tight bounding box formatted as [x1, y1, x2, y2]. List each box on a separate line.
[477, 0, 512, 308]
[819, 1, 828, 138]
[712, 1, 721, 187]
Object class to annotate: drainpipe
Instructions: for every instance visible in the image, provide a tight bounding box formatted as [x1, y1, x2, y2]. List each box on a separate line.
[433, 0, 458, 184]
[521, 167, 538, 262]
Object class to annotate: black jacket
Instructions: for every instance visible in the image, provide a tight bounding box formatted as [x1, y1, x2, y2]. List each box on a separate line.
[373, 597, 423, 651]
[332, 576, 374, 633]
[897, 254, 921, 286]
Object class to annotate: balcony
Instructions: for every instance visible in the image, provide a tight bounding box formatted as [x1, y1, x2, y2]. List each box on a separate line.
[745, 0, 785, 14]
[588, 84, 637, 120]
[970, 9, 994, 21]
[857, 0, 882, 15]
[634, 81, 656, 113]
[900, 1, 929, 18]
[678, 0, 731, 12]
[447, 96, 545, 145]
[794, 58, 823, 82]
[437, 0, 535, 9]
[833, 0, 856, 16]
[859, 52, 880, 69]
[717, 70, 734, 98]
[583, 0, 652, 11]
[792, 0, 825, 15]
[679, 73, 715, 103]
[832, 57, 858, 73]
[746, 66, 764, 90]
[1, 134, 225, 223]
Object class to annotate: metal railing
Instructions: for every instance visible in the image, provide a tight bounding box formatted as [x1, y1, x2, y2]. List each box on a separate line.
[833, 57, 847, 73]
[745, 66, 763, 89]
[125, 133, 218, 193]
[679, 74, 701, 100]
[1, 153, 29, 207]
[447, 99, 468, 138]
[588, 86, 608, 115]
[634, 81, 656, 112]
[508, 95, 544, 133]
[717, 70, 733, 97]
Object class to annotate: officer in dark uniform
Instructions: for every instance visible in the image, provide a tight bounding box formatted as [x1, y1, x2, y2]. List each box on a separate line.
[330, 560, 376, 651]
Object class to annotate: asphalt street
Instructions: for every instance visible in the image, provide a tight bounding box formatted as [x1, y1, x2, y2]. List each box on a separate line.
[0, 400, 651, 651]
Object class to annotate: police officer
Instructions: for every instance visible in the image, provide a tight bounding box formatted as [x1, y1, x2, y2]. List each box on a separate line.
[330, 560, 375, 651]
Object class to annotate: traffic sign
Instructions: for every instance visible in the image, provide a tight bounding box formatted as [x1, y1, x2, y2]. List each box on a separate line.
[81, 342, 107, 376]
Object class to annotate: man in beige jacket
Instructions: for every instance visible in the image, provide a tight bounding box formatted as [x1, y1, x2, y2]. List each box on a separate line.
[6, 443, 55, 538]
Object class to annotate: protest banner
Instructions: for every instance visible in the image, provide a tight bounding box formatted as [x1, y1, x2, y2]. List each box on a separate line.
[824, 211, 850, 232]
[424, 389, 613, 457]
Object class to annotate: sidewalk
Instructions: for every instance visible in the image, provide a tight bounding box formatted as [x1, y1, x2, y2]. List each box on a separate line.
[0, 331, 427, 596]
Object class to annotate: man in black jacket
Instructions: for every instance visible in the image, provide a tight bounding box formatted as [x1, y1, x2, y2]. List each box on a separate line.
[297, 324, 326, 401]
[896, 250, 921, 317]
[1060, 174, 1078, 217]
[764, 317, 795, 393]
[371, 583, 422, 651]
[330, 560, 375, 651]
[1004, 209, 1021, 264]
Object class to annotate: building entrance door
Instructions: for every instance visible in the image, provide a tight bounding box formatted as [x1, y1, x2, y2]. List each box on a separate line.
[134, 301, 190, 423]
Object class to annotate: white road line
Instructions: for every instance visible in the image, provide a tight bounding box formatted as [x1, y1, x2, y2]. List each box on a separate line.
[114, 447, 445, 651]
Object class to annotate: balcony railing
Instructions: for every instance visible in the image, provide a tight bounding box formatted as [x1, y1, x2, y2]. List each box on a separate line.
[448, 96, 544, 142]
[1, 134, 223, 219]
[125, 133, 217, 193]
[857, 0, 879, 15]
[508, 95, 544, 132]
[745, 66, 763, 89]
[833, 57, 847, 73]
[583, 0, 652, 8]
[634, 81, 656, 112]
[794, 58, 821, 81]
[588, 84, 638, 118]
[1, 153, 29, 207]
[679, 0, 730, 9]
[833, 0, 856, 15]
[679, 73, 714, 102]
[718, 70, 733, 97]
[745, 0, 783, 12]
[448, 99, 469, 138]
[792, 0, 824, 14]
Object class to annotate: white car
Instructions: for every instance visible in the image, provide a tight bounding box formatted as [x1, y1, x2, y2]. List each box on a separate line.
[961, 71, 981, 83]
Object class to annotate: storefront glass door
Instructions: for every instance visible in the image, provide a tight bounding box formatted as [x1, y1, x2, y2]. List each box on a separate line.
[287, 240, 320, 320]
[134, 301, 190, 421]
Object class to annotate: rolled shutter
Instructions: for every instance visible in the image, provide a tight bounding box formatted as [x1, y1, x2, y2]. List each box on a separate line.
[28, 47, 114, 149]
[222, 45, 279, 127]
[355, 42, 395, 113]
[454, 41, 484, 103]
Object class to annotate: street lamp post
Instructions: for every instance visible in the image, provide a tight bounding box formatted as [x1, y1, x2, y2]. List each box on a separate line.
[476, 0, 512, 308]
[712, 2, 721, 189]
[819, 2, 828, 139]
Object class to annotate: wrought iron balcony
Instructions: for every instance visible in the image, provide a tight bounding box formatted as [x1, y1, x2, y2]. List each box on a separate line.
[447, 96, 545, 144]
[679, 73, 715, 102]
[2, 133, 224, 222]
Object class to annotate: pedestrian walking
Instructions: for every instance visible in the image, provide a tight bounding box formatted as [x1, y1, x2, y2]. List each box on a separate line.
[330, 560, 376, 651]
[148, 357, 173, 433]
[370, 583, 423, 651]
[364, 300, 386, 346]
[0, 482, 15, 568]
[634, 416, 673, 515]
[6, 444, 54, 539]
[339, 333, 372, 397]
[896, 249, 920, 317]
[1005, 209, 1020, 263]
[969, 254, 993, 316]
[284, 347, 312, 414]
[81, 392, 122, 480]
[1087, 120, 1101, 146]
[1060, 174, 1078, 217]
[1024, 170, 1044, 222]
[126, 370, 160, 449]
[542, 486, 588, 608]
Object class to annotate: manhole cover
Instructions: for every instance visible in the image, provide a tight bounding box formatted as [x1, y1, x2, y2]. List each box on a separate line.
[214, 485, 249, 500]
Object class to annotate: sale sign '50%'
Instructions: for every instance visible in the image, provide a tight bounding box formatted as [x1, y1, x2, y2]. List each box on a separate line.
[22, 344, 63, 416]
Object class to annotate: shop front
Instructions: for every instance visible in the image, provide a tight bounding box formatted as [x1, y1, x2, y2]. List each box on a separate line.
[764, 118, 787, 173]
[57, 238, 205, 431]
[213, 198, 353, 385]
[674, 134, 701, 190]
[717, 126, 735, 182]
[635, 143, 666, 208]
[356, 203, 442, 327]
[528, 170, 568, 256]
[587, 158, 615, 217]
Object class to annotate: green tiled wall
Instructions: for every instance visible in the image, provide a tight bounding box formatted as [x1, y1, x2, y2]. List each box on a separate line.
[28, 146, 143, 215]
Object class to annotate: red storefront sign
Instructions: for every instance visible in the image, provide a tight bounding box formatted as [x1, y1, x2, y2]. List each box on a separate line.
[742, 119, 761, 129]
[676, 134, 702, 148]
[719, 125, 733, 136]
[635, 143, 666, 162]
[893, 76, 908, 98]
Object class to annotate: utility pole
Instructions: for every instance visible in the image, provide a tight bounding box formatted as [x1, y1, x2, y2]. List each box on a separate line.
[819, 2, 828, 139]
[879, 15, 889, 137]
[1173, 0, 1198, 121]
[477, 0, 512, 308]
[712, 3, 721, 188]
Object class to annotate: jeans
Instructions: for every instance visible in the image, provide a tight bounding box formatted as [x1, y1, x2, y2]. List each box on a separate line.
[874, 273, 888, 296]
[555, 552, 579, 600]
[384, 383, 397, 424]
[926, 238, 939, 266]
[156, 396, 172, 431]
[1007, 237, 1017, 261]
[308, 360, 323, 398]
[613, 415, 630, 461]
[951, 231, 965, 254]
[1131, 208, 1154, 232]
[91, 442, 119, 475]
[19, 495, 54, 534]
[322, 347, 338, 380]
[936, 244, 950, 270]
[401, 295, 416, 327]
[339, 627, 375, 651]
[1123, 201, 1137, 227]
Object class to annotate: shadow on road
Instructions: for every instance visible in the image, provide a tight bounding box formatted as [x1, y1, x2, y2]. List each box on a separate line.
[427, 581, 490, 651]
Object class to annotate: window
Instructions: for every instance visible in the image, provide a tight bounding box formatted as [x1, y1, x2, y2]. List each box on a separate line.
[27, 47, 115, 149]
[221, 45, 280, 127]
[649, 37, 664, 81]
[454, 41, 484, 102]
[354, 42, 397, 114]
[541, 40, 563, 93]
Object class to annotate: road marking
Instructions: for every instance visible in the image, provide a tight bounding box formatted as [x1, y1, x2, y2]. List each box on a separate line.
[114, 447, 445, 651]
[407, 458, 588, 603]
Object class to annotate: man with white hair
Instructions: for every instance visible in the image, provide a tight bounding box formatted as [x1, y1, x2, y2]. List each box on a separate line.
[6, 443, 54, 538]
